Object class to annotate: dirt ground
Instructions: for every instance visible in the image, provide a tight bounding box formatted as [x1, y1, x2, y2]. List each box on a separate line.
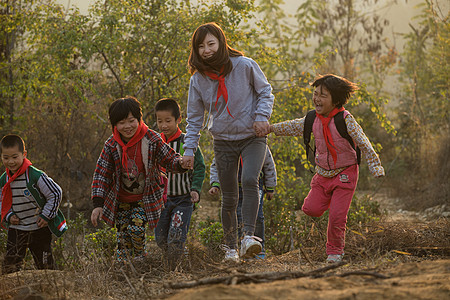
[0, 192, 449, 300]
[164, 190, 450, 300]
[168, 259, 450, 300]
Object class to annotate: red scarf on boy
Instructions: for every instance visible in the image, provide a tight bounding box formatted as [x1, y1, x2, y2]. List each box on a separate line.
[1, 158, 32, 222]
[113, 122, 148, 178]
[160, 128, 182, 144]
[205, 68, 234, 118]
[316, 107, 345, 167]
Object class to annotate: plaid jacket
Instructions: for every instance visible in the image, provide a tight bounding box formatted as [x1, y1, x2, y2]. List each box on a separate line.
[91, 129, 184, 229]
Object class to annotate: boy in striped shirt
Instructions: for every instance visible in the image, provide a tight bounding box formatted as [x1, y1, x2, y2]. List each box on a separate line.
[0, 134, 67, 274]
[154, 98, 206, 270]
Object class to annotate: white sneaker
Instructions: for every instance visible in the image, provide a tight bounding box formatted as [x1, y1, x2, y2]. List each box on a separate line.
[223, 248, 239, 263]
[240, 235, 262, 259]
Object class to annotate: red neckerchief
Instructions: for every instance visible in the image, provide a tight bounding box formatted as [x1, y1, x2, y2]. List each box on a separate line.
[205, 68, 234, 118]
[1, 158, 32, 222]
[113, 122, 148, 179]
[160, 127, 182, 203]
[316, 107, 345, 167]
[160, 127, 182, 144]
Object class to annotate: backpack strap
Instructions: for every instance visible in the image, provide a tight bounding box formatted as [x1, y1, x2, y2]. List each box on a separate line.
[334, 111, 361, 164]
[303, 110, 317, 166]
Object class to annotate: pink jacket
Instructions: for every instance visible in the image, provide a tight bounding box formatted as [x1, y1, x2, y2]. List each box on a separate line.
[313, 110, 357, 170]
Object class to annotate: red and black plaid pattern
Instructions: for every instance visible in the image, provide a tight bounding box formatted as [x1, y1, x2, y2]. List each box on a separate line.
[91, 129, 184, 229]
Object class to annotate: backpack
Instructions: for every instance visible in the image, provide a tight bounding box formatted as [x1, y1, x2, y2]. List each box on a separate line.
[303, 110, 361, 167]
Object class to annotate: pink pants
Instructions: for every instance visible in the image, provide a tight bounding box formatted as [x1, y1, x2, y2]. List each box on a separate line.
[302, 164, 358, 255]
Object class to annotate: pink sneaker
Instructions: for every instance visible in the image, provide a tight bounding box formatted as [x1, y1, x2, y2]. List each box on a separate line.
[326, 254, 344, 263]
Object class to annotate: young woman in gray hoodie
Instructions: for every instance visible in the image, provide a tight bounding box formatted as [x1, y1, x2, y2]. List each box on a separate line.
[181, 22, 275, 262]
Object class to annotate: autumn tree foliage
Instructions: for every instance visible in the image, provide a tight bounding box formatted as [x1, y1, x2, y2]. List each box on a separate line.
[0, 0, 445, 254]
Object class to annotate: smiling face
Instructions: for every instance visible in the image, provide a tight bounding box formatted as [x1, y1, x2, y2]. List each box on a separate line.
[156, 110, 181, 139]
[1, 145, 27, 174]
[198, 33, 219, 61]
[116, 112, 139, 142]
[313, 85, 336, 117]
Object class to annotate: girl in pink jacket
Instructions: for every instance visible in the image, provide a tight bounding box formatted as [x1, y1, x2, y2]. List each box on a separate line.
[269, 74, 384, 263]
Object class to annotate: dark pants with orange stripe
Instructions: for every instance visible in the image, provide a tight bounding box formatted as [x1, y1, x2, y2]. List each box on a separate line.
[2, 227, 55, 274]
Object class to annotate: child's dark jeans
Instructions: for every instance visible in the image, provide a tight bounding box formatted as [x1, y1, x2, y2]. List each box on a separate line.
[155, 193, 193, 270]
[2, 227, 55, 274]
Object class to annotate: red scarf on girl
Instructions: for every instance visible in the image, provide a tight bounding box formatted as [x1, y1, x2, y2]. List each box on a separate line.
[113, 122, 148, 178]
[205, 68, 234, 118]
[1, 158, 32, 222]
[316, 107, 345, 167]
[159, 127, 182, 203]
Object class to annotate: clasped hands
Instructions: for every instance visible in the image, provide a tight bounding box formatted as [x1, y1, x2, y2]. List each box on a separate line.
[253, 121, 271, 137]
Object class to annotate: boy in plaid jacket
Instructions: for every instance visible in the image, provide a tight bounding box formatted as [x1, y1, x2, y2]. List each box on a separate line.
[90, 96, 186, 262]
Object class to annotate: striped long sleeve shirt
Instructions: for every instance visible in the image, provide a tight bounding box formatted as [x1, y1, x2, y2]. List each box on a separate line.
[1, 171, 62, 231]
[271, 113, 384, 178]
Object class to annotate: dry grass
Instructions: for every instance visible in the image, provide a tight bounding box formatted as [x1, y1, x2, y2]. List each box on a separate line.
[345, 218, 450, 260]
[1, 217, 448, 299]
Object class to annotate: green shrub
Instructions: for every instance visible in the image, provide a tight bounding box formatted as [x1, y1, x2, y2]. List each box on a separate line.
[265, 193, 305, 255]
[347, 194, 382, 226]
[197, 218, 223, 251]
[265, 191, 385, 255]
[84, 226, 117, 260]
[52, 213, 88, 269]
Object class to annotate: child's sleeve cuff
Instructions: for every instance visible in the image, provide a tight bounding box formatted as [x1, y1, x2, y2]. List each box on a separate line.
[371, 166, 385, 177]
[93, 197, 104, 208]
[39, 214, 50, 222]
[5, 212, 15, 223]
[184, 148, 195, 157]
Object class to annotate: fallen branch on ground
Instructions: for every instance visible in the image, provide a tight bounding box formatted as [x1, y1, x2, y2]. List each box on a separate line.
[165, 261, 347, 289]
[338, 271, 390, 279]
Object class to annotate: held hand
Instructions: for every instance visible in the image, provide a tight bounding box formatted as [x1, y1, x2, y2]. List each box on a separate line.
[190, 191, 200, 203]
[181, 155, 194, 170]
[208, 186, 220, 195]
[37, 216, 48, 228]
[91, 207, 103, 227]
[266, 192, 274, 200]
[253, 121, 270, 137]
[10, 215, 19, 225]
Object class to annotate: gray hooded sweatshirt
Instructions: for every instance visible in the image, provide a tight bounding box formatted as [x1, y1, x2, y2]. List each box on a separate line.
[184, 56, 274, 156]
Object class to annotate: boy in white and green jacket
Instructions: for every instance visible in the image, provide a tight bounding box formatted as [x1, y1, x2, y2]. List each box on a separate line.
[0, 134, 67, 274]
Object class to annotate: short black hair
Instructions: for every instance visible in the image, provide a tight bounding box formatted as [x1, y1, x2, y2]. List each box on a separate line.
[109, 96, 142, 128]
[154, 98, 181, 120]
[311, 74, 358, 107]
[0, 134, 26, 154]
